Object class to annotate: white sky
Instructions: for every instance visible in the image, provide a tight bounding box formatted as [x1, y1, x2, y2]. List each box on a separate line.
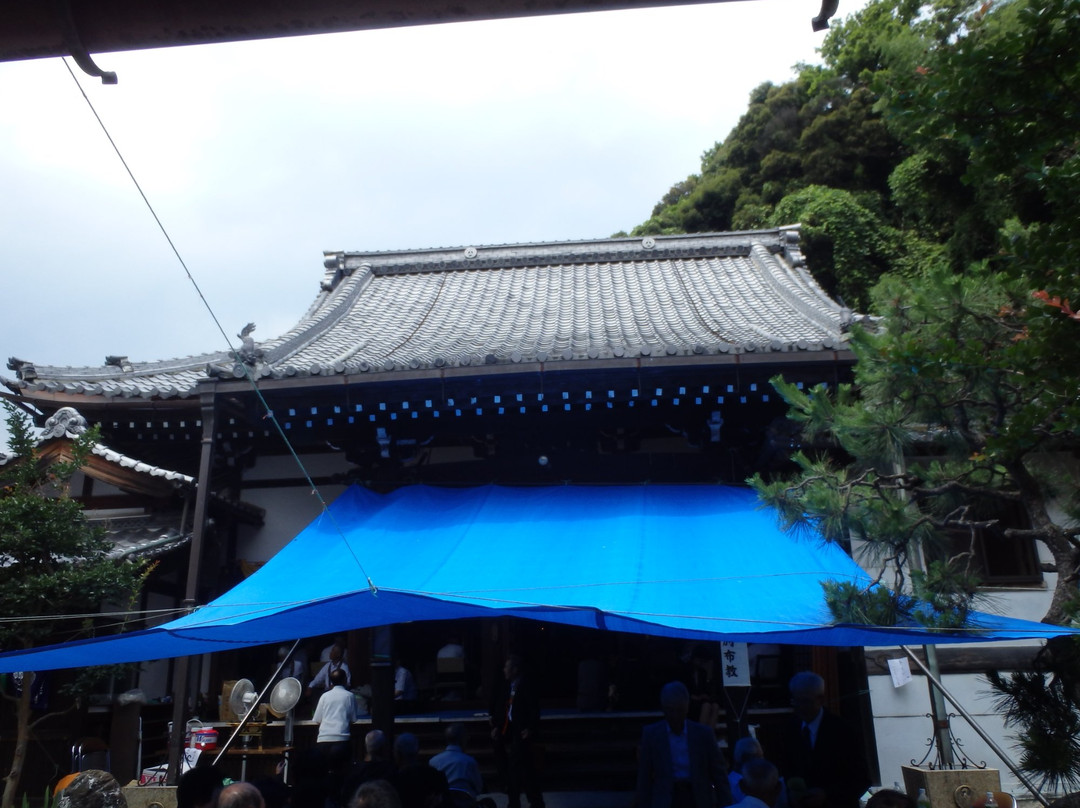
[0, 0, 861, 448]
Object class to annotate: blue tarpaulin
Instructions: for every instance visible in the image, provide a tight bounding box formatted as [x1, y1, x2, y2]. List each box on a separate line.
[0, 484, 1072, 673]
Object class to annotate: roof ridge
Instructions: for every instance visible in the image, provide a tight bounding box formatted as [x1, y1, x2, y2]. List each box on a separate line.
[325, 229, 791, 277]
[257, 265, 375, 368]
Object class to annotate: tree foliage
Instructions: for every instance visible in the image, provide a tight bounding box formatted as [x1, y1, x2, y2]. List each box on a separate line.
[752, 264, 1079, 624]
[628, 0, 1080, 786]
[0, 402, 148, 808]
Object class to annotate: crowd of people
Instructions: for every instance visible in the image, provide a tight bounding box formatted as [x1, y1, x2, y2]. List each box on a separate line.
[163, 720, 494, 808]
[56, 654, 881, 808]
[636, 670, 872, 808]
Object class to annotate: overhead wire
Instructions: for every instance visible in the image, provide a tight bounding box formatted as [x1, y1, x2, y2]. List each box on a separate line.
[0, 606, 190, 624]
[61, 58, 377, 594]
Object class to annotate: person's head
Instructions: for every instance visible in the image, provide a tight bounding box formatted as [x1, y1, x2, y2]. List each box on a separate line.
[349, 780, 402, 808]
[365, 729, 388, 760]
[867, 790, 916, 808]
[394, 732, 420, 766]
[56, 770, 126, 808]
[329, 643, 345, 664]
[503, 654, 522, 681]
[659, 680, 690, 732]
[739, 759, 782, 807]
[252, 777, 289, 808]
[176, 765, 226, 808]
[218, 782, 266, 808]
[329, 667, 348, 688]
[733, 736, 764, 768]
[394, 763, 448, 808]
[789, 670, 826, 723]
[444, 722, 467, 749]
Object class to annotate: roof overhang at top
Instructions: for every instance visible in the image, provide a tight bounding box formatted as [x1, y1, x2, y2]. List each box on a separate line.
[4, 230, 864, 408]
[3, 0, 749, 66]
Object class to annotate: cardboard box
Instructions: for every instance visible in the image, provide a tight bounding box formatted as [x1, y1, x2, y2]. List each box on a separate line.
[902, 765, 1001, 808]
[221, 680, 238, 722]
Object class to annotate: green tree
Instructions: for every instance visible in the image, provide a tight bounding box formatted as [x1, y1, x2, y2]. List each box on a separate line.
[768, 185, 897, 310]
[750, 267, 1080, 629]
[632, 44, 905, 306]
[0, 403, 147, 808]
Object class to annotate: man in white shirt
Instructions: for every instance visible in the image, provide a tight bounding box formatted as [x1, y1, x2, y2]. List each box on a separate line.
[394, 658, 418, 707]
[313, 668, 357, 802]
[309, 643, 351, 697]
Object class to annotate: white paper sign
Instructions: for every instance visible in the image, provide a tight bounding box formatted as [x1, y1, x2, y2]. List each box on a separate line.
[721, 641, 751, 687]
[181, 747, 202, 773]
[888, 656, 912, 688]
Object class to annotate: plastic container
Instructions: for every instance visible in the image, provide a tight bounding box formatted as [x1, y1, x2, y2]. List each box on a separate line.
[192, 727, 218, 751]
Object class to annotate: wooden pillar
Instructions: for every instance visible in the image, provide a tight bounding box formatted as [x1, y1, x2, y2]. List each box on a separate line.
[167, 392, 218, 784]
[370, 627, 394, 739]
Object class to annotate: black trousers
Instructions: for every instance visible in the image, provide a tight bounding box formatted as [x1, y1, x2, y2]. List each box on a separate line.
[494, 733, 544, 808]
[672, 780, 696, 808]
[317, 740, 352, 807]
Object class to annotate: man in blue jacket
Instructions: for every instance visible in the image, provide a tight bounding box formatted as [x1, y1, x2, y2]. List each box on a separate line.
[637, 681, 733, 808]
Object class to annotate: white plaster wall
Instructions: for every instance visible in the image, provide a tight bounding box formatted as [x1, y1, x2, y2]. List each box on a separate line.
[854, 496, 1061, 801]
[136, 591, 178, 700]
[238, 485, 347, 561]
[869, 668, 1030, 795]
[238, 453, 350, 561]
[242, 452, 349, 481]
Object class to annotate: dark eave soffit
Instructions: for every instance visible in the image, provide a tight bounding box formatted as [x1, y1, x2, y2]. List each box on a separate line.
[3, 0, 744, 65]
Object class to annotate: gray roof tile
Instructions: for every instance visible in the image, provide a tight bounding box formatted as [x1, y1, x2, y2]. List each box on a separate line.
[4, 227, 859, 400]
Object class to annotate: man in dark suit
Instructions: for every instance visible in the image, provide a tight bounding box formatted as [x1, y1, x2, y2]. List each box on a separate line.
[637, 680, 733, 808]
[490, 654, 544, 808]
[778, 671, 870, 808]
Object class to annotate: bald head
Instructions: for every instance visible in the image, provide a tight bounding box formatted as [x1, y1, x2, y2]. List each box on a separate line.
[739, 759, 781, 806]
[365, 729, 388, 760]
[218, 783, 265, 808]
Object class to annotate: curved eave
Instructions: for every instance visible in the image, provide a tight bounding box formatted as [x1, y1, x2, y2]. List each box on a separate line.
[6, 346, 856, 407]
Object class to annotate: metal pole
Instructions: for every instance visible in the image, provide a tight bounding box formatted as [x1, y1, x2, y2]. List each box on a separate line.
[900, 646, 1049, 807]
[922, 644, 954, 767]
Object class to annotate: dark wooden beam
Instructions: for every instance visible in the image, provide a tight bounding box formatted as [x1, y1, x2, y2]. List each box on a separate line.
[2, 0, 738, 64]
[864, 645, 1044, 676]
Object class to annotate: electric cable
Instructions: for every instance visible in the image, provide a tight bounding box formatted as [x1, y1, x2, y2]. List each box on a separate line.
[62, 58, 377, 593]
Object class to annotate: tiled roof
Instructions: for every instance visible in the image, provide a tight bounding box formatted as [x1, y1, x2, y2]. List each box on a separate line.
[93, 514, 191, 561]
[3, 227, 859, 401]
[2, 407, 264, 525]
[89, 443, 194, 485]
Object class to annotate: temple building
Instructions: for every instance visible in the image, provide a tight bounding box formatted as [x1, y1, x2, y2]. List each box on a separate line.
[3, 227, 1057, 796]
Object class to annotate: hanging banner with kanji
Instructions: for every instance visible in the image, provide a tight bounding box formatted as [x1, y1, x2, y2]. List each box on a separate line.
[720, 641, 750, 686]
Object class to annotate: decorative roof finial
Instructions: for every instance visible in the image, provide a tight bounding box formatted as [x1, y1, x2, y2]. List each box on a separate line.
[105, 356, 134, 372]
[41, 407, 89, 440]
[236, 323, 264, 366]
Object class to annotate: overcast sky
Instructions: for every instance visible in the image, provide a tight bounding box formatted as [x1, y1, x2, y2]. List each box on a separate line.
[0, 0, 861, 447]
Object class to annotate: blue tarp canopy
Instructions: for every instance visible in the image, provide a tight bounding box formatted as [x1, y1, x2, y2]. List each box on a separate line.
[0, 484, 1072, 673]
